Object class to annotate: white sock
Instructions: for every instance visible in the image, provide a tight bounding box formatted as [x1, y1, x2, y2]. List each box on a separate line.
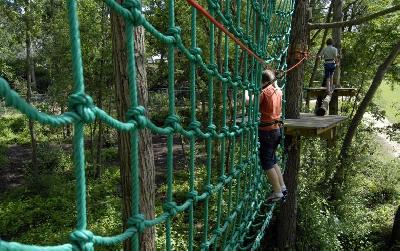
[274, 192, 283, 198]
[281, 185, 287, 191]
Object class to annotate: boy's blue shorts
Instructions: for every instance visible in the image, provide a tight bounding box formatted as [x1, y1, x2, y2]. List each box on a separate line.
[324, 63, 336, 78]
[259, 128, 281, 170]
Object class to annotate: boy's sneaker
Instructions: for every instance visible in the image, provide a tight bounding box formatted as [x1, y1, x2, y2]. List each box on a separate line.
[266, 192, 284, 204]
[282, 189, 288, 202]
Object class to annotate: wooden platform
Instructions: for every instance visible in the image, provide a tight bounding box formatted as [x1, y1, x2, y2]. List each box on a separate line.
[284, 113, 346, 139]
[304, 87, 357, 98]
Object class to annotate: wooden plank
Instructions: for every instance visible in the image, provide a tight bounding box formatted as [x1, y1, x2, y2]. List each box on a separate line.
[304, 87, 357, 97]
[236, 113, 346, 138]
[284, 113, 346, 137]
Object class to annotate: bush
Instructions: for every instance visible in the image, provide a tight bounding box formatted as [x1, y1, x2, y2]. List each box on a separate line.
[0, 167, 122, 248]
[0, 113, 58, 145]
[36, 143, 72, 174]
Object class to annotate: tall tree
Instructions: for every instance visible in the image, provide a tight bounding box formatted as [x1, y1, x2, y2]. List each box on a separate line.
[24, 0, 38, 176]
[276, 0, 309, 249]
[111, 2, 155, 250]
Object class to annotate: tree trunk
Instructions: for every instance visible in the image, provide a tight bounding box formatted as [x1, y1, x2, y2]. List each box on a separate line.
[276, 0, 309, 249]
[95, 5, 107, 179]
[111, 11, 131, 251]
[111, 4, 155, 250]
[134, 25, 156, 251]
[390, 205, 400, 247]
[90, 120, 97, 174]
[95, 93, 103, 179]
[25, 0, 38, 177]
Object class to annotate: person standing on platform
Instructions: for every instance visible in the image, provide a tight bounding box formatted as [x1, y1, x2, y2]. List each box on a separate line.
[319, 38, 339, 94]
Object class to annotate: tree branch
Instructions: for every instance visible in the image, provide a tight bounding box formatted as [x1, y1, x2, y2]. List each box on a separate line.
[309, 4, 400, 29]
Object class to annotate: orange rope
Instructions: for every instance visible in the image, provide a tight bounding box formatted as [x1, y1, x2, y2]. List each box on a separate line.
[186, 0, 266, 65]
[186, 0, 310, 83]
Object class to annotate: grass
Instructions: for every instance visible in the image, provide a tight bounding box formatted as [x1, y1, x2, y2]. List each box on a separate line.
[374, 81, 400, 123]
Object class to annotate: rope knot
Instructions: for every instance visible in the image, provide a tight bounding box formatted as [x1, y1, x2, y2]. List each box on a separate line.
[127, 214, 146, 232]
[165, 115, 180, 131]
[167, 27, 182, 45]
[206, 0, 220, 10]
[222, 72, 231, 83]
[163, 202, 179, 216]
[122, 0, 144, 25]
[204, 184, 214, 195]
[189, 120, 201, 130]
[218, 174, 228, 183]
[126, 106, 147, 129]
[225, 14, 233, 25]
[68, 93, 96, 123]
[232, 76, 241, 87]
[187, 191, 199, 203]
[207, 64, 218, 76]
[201, 242, 211, 250]
[207, 124, 217, 135]
[243, 80, 250, 90]
[237, 163, 245, 171]
[122, 0, 141, 9]
[221, 126, 229, 135]
[213, 228, 224, 237]
[70, 230, 94, 251]
[189, 47, 202, 63]
[255, 49, 263, 57]
[256, 49, 265, 58]
[237, 27, 244, 38]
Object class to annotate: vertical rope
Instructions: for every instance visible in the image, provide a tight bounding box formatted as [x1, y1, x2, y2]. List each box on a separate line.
[67, 0, 87, 233]
[188, 4, 197, 251]
[166, 0, 176, 247]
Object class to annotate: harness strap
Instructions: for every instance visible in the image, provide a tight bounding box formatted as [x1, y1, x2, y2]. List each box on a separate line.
[259, 120, 284, 127]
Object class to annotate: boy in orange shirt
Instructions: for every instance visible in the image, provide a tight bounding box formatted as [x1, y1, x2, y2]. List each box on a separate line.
[255, 70, 287, 203]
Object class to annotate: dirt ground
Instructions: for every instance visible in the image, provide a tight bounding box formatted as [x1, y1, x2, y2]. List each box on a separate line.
[0, 135, 190, 194]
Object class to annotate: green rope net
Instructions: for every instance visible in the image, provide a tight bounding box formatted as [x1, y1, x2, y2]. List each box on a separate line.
[0, 0, 294, 250]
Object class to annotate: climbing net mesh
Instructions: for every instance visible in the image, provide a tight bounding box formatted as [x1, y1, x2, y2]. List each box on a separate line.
[0, 0, 294, 250]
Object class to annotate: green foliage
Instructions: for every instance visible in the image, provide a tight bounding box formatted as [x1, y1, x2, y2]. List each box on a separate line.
[0, 113, 59, 145]
[149, 92, 170, 125]
[297, 192, 342, 250]
[0, 176, 76, 243]
[0, 164, 122, 248]
[0, 114, 29, 144]
[297, 125, 399, 250]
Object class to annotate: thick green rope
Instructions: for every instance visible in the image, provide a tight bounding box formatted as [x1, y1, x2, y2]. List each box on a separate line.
[0, 0, 294, 250]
